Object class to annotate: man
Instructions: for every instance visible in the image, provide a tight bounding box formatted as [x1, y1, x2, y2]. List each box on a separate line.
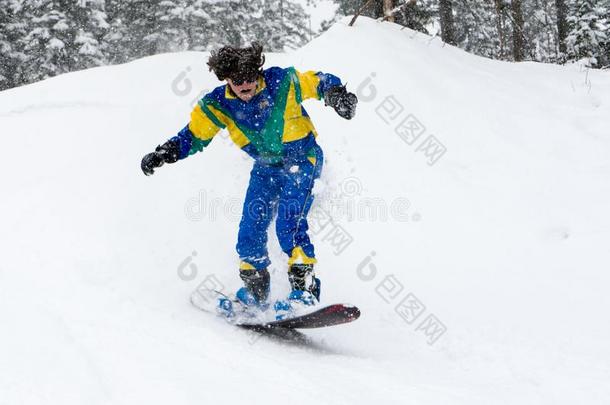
[141, 43, 357, 316]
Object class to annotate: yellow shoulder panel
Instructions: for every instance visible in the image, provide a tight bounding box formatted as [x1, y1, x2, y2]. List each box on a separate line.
[283, 116, 316, 143]
[189, 105, 221, 141]
[284, 80, 302, 118]
[205, 104, 250, 148]
[282, 80, 318, 143]
[227, 122, 250, 148]
[296, 70, 322, 101]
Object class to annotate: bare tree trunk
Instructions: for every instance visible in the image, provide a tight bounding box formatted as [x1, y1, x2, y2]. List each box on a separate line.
[556, 0, 568, 56]
[383, 0, 395, 22]
[511, 0, 525, 61]
[439, 0, 456, 45]
[349, 0, 375, 26]
[493, 0, 506, 59]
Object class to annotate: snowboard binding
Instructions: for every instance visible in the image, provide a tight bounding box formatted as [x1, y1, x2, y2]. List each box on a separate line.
[274, 264, 321, 320]
[216, 268, 270, 320]
[238, 268, 270, 305]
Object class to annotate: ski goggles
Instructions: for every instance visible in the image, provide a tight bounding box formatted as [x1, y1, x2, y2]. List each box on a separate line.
[230, 70, 260, 85]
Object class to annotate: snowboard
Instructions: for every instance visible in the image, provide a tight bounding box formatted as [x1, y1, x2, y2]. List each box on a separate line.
[190, 287, 360, 330]
[239, 303, 360, 329]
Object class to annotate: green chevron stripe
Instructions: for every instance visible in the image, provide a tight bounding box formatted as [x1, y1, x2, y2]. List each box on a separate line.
[289, 67, 303, 104]
[188, 136, 212, 156]
[198, 101, 227, 129]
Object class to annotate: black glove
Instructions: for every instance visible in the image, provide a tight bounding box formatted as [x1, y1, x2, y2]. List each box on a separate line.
[324, 85, 358, 120]
[141, 139, 180, 176]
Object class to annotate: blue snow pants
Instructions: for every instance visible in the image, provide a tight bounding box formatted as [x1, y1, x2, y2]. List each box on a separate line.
[236, 145, 323, 270]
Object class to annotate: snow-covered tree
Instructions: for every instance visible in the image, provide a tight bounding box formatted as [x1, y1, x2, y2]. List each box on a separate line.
[71, 0, 109, 70]
[453, 0, 501, 59]
[522, 0, 558, 63]
[1, 0, 318, 90]
[208, 0, 310, 52]
[151, 0, 190, 53]
[213, 1, 259, 48]
[331, 0, 435, 35]
[105, 0, 160, 62]
[393, 0, 435, 34]
[19, 1, 73, 82]
[18, 0, 108, 82]
[0, 0, 24, 89]
[0, 4, 11, 86]
[104, 0, 310, 59]
[566, 0, 609, 67]
[257, 0, 312, 50]
[184, 0, 218, 51]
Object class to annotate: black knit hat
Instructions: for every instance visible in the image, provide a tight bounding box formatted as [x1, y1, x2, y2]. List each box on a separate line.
[207, 42, 265, 82]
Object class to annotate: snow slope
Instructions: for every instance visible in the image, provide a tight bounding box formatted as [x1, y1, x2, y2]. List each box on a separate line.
[1, 16, 610, 405]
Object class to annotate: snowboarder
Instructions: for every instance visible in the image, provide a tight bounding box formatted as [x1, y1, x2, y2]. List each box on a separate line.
[141, 42, 357, 316]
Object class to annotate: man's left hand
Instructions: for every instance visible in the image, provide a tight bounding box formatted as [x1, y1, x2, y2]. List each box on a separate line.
[324, 85, 358, 120]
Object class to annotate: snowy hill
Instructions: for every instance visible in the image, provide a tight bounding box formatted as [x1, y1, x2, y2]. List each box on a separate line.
[1, 16, 610, 405]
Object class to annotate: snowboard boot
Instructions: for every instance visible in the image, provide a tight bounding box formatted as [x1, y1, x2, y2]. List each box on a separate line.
[236, 268, 270, 308]
[274, 264, 321, 320]
[218, 268, 270, 319]
[288, 263, 321, 302]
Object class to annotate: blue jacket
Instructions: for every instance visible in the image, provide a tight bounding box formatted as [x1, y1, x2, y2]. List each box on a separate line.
[170, 66, 342, 165]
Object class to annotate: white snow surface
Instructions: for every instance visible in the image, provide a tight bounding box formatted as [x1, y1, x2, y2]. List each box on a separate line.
[1, 17, 610, 405]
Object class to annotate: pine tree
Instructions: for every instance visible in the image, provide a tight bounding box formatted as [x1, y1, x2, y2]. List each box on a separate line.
[105, 0, 162, 62]
[333, 0, 382, 20]
[566, 0, 609, 67]
[18, 0, 109, 83]
[71, 0, 109, 71]
[1, 1, 31, 90]
[331, 0, 435, 35]
[153, 0, 189, 53]
[210, 1, 256, 47]
[522, 0, 558, 63]
[601, 0, 610, 67]
[1, 0, 325, 90]
[453, 0, 501, 59]
[393, 0, 434, 34]
[20, 1, 73, 82]
[103, 0, 125, 63]
[258, 0, 311, 50]
[0, 0, 20, 89]
[0, 4, 10, 87]
[211, 0, 310, 51]
[184, 0, 219, 51]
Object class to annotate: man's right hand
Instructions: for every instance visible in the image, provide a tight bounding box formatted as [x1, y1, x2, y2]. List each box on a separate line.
[141, 139, 180, 176]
